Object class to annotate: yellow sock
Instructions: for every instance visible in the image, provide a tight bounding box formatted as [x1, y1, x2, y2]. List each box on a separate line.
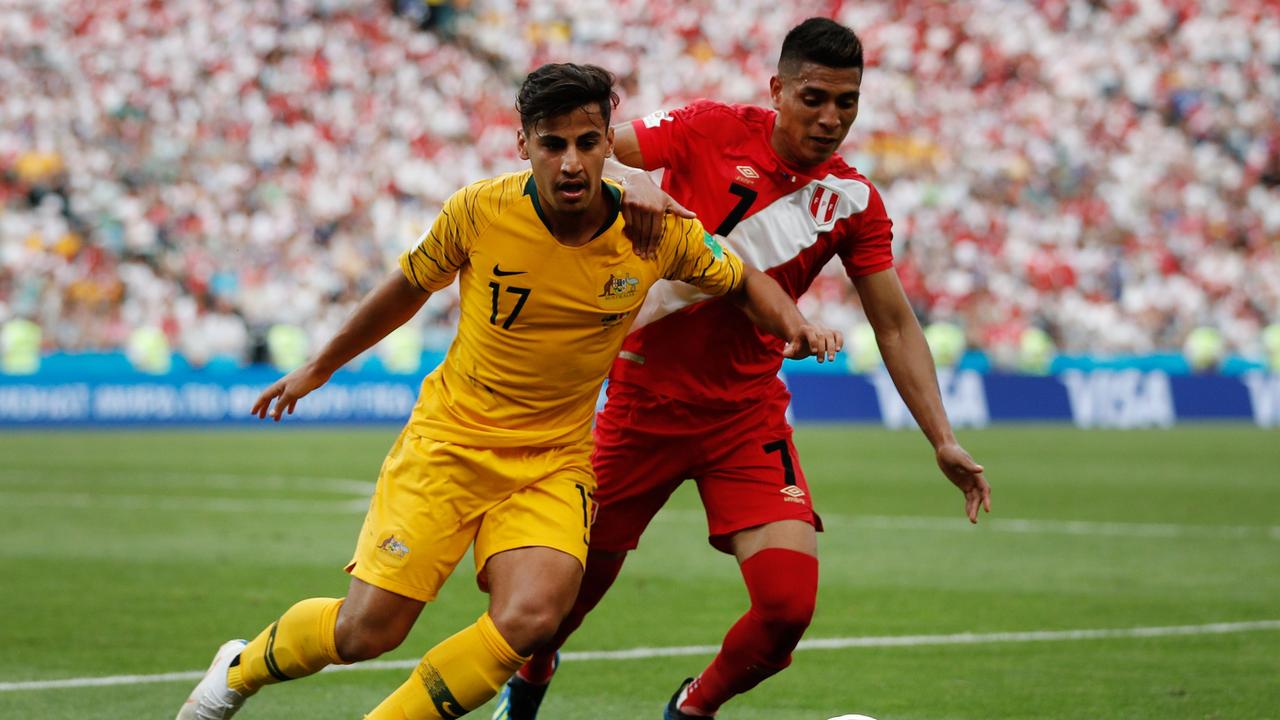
[227, 597, 344, 695]
[365, 613, 528, 720]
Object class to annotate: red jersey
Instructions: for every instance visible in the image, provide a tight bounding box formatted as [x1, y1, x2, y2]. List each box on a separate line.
[609, 99, 894, 407]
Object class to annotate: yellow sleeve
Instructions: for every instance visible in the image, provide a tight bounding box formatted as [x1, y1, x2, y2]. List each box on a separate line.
[657, 216, 745, 296]
[399, 184, 478, 292]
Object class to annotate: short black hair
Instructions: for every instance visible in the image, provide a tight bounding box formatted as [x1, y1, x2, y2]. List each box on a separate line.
[516, 63, 619, 132]
[778, 17, 863, 77]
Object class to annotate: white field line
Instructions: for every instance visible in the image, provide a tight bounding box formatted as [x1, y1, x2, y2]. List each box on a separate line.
[836, 514, 1280, 542]
[2, 489, 1277, 540]
[0, 469, 374, 495]
[0, 491, 368, 515]
[3, 620, 1278, 693]
[654, 509, 1280, 542]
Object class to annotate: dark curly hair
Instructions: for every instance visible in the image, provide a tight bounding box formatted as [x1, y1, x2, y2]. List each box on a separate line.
[516, 63, 620, 132]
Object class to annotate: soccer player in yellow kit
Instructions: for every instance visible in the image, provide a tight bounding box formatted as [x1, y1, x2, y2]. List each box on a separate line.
[175, 63, 842, 720]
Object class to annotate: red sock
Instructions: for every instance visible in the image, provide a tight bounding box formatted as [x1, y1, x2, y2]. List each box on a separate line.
[516, 550, 627, 684]
[681, 548, 818, 715]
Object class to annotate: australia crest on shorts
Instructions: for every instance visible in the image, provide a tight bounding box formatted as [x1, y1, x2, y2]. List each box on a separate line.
[376, 533, 411, 560]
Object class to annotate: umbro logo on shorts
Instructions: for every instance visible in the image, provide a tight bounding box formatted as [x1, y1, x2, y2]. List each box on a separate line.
[780, 486, 807, 503]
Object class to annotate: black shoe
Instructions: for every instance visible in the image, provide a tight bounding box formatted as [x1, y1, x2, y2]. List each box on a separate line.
[663, 677, 701, 719]
[492, 653, 557, 720]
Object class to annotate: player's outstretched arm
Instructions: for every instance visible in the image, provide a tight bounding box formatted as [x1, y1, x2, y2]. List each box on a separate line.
[853, 268, 991, 522]
[252, 270, 431, 422]
[608, 122, 694, 260]
[733, 266, 843, 363]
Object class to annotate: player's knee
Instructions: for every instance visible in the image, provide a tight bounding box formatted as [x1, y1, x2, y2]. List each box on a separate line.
[740, 585, 813, 670]
[489, 601, 565, 655]
[334, 611, 411, 662]
[753, 584, 816, 640]
[743, 549, 818, 644]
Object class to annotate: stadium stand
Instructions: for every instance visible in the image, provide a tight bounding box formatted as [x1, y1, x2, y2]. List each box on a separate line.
[1, 0, 1277, 371]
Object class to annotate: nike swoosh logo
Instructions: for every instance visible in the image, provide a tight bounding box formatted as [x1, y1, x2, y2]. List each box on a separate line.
[493, 264, 526, 276]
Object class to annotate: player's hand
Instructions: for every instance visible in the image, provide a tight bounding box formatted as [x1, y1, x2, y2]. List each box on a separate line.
[936, 443, 991, 523]
[781, 323, 843, 363]
[251, 362, 333, 422]
[621, 172, 695, 261]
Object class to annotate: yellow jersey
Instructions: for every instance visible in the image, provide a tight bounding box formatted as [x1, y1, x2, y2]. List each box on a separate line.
[399, 170, 745, 448]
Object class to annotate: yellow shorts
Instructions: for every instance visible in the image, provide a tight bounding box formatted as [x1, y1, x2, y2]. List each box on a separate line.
[345, 429, 596, 602]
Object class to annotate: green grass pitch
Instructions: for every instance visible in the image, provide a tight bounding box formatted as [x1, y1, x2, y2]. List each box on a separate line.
[1, 425, 1277, 719]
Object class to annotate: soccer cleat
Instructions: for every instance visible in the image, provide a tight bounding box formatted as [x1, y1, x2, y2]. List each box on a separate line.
[175, 639, 250, 720]
[492, 653, 558, 720]
[663, 677, 705, 719]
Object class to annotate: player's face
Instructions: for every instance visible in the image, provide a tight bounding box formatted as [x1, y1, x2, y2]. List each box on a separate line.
[769, 62, 862, 168]
[518, 105, 615, 216]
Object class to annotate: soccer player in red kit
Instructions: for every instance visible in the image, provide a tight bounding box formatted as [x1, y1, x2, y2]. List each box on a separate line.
[493, 17, 991, 720]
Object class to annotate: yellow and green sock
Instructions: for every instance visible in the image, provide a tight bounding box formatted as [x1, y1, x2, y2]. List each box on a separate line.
[365, 612, 528, 720]
[227, 597, 345, 695]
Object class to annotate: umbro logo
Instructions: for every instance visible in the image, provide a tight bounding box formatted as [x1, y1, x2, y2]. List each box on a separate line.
[736, 165, 760, 179]
[493, 264, 526, 277]
[780, 485, 806, 498]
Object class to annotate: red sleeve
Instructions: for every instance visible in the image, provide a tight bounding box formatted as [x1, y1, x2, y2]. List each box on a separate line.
[841, 183, 895, 278]
[630, 99, 739, 171]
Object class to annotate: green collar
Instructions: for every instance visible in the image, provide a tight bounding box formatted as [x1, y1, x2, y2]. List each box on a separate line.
[524, 174, 621, 240]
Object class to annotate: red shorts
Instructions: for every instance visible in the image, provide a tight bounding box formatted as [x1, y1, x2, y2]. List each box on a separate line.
[590, 381, 821, 554]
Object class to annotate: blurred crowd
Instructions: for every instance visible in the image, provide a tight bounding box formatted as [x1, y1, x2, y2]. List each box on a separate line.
[1, 0, 1278, 372]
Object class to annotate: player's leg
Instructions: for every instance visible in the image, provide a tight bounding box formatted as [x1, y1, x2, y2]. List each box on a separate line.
[177, 430, 484, 720]
[675, 520, 818, 717]
[333, 577, 427, 661]
[672, 416, 822, 717]
[518, 547, 628, 679]
[493, 547, 627, 720]
[230, 577, 424, 692]
[500, 387, 694, 719]
[367, 441, 597, 719]
[515, 481, 669, 684]
[486, 546, 585, 653]
[365, 546, 582, 719]
[175, 569, 428, 720]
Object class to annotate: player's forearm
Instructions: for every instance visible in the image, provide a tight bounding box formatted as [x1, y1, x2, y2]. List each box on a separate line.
[309, 270, 430, 376]
[604, 156, 648, 185]
[878, 320, 957, 449]
[732, 267, 806, 342]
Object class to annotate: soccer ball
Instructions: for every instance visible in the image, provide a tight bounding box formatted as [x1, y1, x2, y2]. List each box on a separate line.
[826, 716, 879, 720]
